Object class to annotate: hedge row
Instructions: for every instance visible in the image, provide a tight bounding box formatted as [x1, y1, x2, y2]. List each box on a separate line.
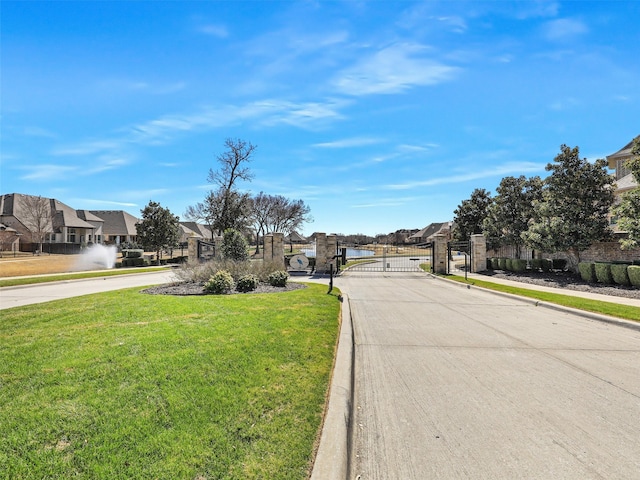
[487, 257, 566, 272]
[578, 262, 640, 287]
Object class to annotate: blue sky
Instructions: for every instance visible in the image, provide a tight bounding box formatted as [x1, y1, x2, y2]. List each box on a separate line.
[2, 1, 638, 237]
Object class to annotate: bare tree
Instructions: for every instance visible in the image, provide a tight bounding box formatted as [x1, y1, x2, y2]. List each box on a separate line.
[20, 195, 53, 253]
[248, 192, 274, 254]
[185, 138, 256, 235]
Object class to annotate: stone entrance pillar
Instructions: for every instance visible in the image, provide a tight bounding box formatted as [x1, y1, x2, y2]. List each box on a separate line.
[433, 234, 448, 274]
[264, 233, 286, 269]
[471, 234, 487, 272]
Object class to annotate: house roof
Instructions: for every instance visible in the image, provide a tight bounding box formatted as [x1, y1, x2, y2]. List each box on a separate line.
[52, 199, 95, 230]
[77, 210, 105, 223]
[409, 222, 452, 240]
[615, 172, 639, 193]
[1, 193, 96, 232]
[607, 137, 637, 169]
[180, 221, 212, 239]
[90, 210, 139, 235]
[285, 231, 307, 242]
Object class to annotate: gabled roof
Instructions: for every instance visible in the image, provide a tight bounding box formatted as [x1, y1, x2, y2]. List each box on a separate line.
[52, 199, 95, 230]
[1, 193, 95, 232]
[180, 221, 212, 239]
[285, 231, 307, 243]
[90, 210, 139, 235]
[615, 172, 639, 193]
[607, 136, 638, 169]
[409, 222, 452, 240]
[77, 210, 105, 223]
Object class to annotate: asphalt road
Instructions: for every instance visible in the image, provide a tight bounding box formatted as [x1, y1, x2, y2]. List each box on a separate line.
[0, 270, 177, 310]
[340, 272, 640, 479]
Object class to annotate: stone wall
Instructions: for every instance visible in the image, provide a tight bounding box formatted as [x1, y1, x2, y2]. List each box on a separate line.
[547, 241, 640, 263]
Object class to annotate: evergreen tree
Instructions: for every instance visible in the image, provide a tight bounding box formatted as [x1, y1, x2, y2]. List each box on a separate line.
[522, 144, 614, 270]
[483, 176, 543, 257]
[453, 188, 492, 241]
[221, 228, 249, 262]
[136, 201, 180, 264]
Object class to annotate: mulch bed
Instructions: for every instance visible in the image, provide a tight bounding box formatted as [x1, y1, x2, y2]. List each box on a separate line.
[142, 281, 307, 296]
[479, 270, 640, 300]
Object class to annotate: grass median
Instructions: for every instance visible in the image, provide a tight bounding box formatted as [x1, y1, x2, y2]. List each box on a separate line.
[443, 274, 640, 322]
[0, 283, 341, 479]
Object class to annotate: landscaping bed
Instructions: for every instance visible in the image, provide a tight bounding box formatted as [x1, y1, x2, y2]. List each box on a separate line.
[143, 281, 307, 296]
[480, 269, 640, 300]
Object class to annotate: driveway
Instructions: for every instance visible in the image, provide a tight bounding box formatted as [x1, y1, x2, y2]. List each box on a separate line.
[340, 271, 640, 479]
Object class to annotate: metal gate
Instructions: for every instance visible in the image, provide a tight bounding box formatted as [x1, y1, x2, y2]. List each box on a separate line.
[347, 244, 432, 272]
[197, 239, 216, 262]
[447, 240, 471, 274]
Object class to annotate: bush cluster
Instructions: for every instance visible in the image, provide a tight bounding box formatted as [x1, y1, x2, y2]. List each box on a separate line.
[204, 270, 235, 294]
[579, 262, 640, 287]
[487, 257, 566, 273]
[236, 274, 259, 292]
[267, 270, 289, 287]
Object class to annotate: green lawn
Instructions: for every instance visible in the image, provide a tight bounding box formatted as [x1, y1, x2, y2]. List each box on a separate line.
[0, 283, 341, 479]
[444, 274, 640, 322]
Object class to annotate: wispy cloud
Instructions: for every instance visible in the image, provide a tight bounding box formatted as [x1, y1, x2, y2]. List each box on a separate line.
[19, 164, 77, 181]
[384, 161, 544, 190]
[73, 198, 138, 208]
[542, 18, 588, 42]
[312, 137, 384, 148]
[333, 43, 459, 96]
[197, 24, 229, 38]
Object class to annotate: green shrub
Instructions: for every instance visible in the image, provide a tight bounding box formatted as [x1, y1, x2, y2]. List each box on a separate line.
[115, 262, 122, 268]
[267, 270, 289, 287]
[133, 257, 147, 267]
[222, 229, 249, 262]
[595, 263, 614, 284]
[122, 249, 143, 259]
[236, 274, 259, 292]
[628, 266, 640, 287]
[497, 258, 507, 270]
[552, 259, 567, 271]
[512, 259, 527, 272]
[610, 264, 631, 286]
[204, 270, 235, 294]
[529, 258, 542, 271]
[541, 259, 552, 272]
[505, 258, 513, 271]
[578, 262, 596, 283]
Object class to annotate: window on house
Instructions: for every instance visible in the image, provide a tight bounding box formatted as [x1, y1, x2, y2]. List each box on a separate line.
[618, 159, 631, 179]
[67, 228, 76, 243]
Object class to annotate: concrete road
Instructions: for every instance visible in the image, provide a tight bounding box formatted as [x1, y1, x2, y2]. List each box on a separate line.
[0, 270, 178, 309]
[340, 272, 640, 479]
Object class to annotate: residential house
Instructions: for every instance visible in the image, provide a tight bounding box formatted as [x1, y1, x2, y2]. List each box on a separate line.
[179, 221, 213, 243]
[90, 210, 139, 245]
[0, 193, 99, 251]
[408, 222, 453, 244]
[607, 136, 639, 232]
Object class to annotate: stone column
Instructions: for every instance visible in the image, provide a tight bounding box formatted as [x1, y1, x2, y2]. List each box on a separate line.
[315, 233, 328, 273]
[264, 233, 285, 269]
[471, 234, 487, 272]
[187, 235, 198, 261]
[327, 234, 338, 272]
[433, 234, 448, 274]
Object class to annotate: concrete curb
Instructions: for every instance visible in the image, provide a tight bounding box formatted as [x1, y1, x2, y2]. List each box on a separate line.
[310, 294, 354, 480]
[430, 273, 640, 333]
